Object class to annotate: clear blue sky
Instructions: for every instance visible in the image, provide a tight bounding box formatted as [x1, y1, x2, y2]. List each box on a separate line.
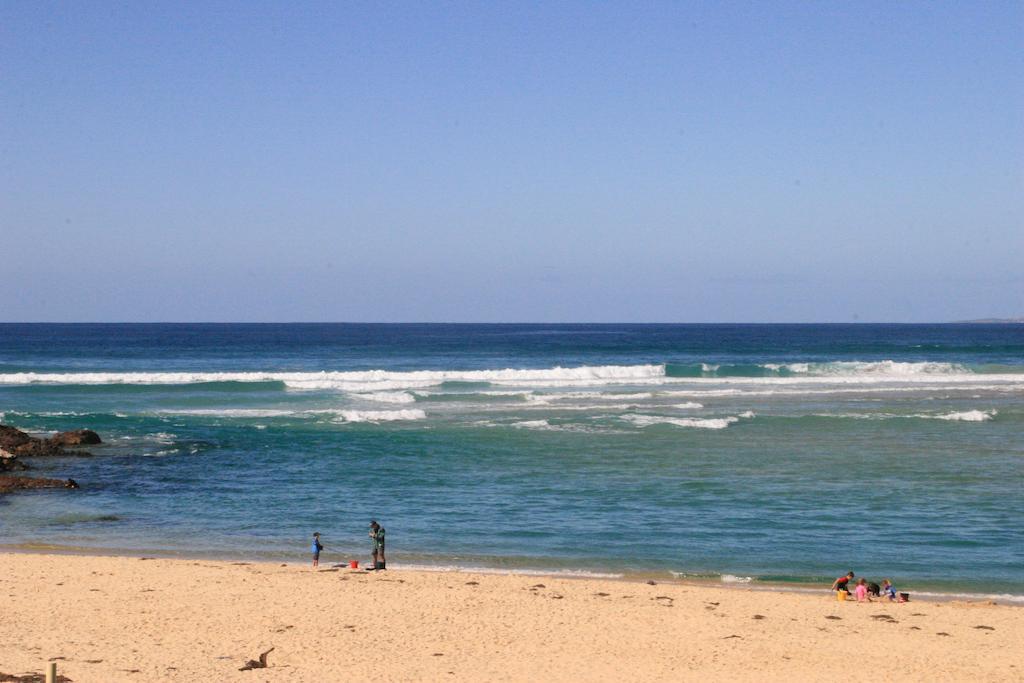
[2, 2, 1021, 322]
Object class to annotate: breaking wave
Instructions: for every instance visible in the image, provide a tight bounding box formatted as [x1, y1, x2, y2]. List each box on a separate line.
[2, 362, 1019, 395]
[356, 391, 417, 404]
[666, 360, 976, 378]
[808, 409, 997, 422]
[332, 409, 426, 423]
[621, 413, 752, 430]
[927, 409, 996, 422]
[0, 365, 665, 391]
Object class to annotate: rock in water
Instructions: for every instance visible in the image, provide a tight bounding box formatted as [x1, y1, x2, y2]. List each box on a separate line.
[49, 429, 102, 446]
[0, 475, 79, 494]
[0, 425, 34, 451]
[0, 453, 29, 471]
[0, 424, 95, 457]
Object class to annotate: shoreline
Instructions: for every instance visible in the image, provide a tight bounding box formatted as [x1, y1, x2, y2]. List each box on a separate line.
[3, 543, 1021, 607]
[2, 551, 1021, 682]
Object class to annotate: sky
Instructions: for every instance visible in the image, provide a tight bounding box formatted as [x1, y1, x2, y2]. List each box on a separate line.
[2, 1, 1022, 322]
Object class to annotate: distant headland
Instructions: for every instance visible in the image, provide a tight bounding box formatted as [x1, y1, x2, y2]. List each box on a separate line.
[954, 318, 1024, 323]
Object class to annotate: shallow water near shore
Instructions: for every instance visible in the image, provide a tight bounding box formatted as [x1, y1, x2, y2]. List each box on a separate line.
[1, 323, 1022, 598]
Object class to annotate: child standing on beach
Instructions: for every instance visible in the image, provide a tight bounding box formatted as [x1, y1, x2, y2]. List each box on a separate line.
[369, 520, 386, 570]
[854, 578, 872, 602]
[311, 532, 323, 568]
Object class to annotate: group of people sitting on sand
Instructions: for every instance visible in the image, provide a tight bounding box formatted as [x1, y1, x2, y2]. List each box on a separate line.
[832, 571, 906, 602]
[310, 520, 386, 570]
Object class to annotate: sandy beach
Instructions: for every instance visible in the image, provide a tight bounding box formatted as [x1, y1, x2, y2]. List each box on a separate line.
[0, 553, 1020, 682]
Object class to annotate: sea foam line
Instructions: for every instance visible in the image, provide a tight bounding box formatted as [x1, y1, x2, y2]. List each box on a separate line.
[0, 364, 666, 391]
[3, 362, 1022, 392]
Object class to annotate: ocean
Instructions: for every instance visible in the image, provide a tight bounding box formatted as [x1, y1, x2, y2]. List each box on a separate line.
[1, 323, 1022, 599]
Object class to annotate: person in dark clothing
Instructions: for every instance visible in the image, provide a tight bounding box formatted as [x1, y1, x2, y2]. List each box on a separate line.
[369, 520, 386, 570]
[831, 571, 855, 593]
[311, 532, 324, 569]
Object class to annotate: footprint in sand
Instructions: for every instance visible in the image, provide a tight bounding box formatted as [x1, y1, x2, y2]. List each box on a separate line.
[974, 625, 994, 631]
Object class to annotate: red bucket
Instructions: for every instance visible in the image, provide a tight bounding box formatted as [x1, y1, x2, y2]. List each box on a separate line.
[349, 560, 359, 569]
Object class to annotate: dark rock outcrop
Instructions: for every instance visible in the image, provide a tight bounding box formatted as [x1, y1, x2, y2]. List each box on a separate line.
[0, 425, 94, 457]
[0, 453, 29, 472]
[0, 425, 97, 495]
[0, 425, 34, 451]
[49, 429, 102, 446]
[0, 475, 79, 494]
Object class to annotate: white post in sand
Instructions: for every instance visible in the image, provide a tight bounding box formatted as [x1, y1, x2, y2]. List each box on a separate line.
[45, 662, 57, 683]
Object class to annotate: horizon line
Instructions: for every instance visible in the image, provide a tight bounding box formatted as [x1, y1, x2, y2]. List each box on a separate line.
[2, 320, 1022, 326]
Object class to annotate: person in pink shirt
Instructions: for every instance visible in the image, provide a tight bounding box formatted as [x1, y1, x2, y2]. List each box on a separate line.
[854, 577, 872, 602]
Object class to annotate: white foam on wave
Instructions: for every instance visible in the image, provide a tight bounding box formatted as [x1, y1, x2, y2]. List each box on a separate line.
[780, 360, 969, 376]
[622, 414, 749, 430]
[752, 360, 973, 377]
[673, 402, 704, 409]
[928, 409, 996, 422]
[721, 574, 754, 583]
[332, 409, 426, 423]
[526, 391, 655, 405]
[520, 403, 635, 412]
[658, 383, 1024, 398]
[0, 364, 666, 391]
[810, 409, 997, 422]
[511, 419, 552, 429]
[156, 408, 295, 418]
[356, 391, 417, 404]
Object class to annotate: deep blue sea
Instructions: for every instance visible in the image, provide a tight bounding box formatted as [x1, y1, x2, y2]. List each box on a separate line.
[1, 324, 1022, 599]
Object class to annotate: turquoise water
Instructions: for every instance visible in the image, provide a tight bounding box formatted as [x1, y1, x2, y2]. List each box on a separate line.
[1, 324, 1022, 598]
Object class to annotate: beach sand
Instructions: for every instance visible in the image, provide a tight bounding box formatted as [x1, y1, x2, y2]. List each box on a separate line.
[0, 553, 1020, 682]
